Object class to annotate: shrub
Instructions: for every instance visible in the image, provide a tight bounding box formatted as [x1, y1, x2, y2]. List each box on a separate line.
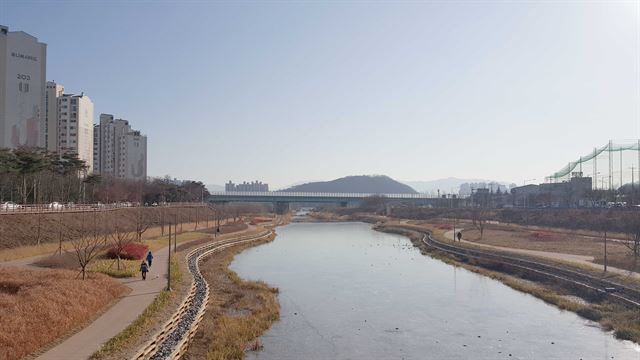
[106, 243, 148, 260]
[576, 307, 603, 321]
[614, 327, 639, 342]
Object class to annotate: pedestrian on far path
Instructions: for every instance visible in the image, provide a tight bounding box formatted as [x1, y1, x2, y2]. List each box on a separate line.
[146, 251, 154, 267]
[456, 231, 462, 242]
[140, 261, 149, 280]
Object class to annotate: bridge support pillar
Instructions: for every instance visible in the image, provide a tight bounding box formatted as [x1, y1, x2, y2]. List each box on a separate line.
[274, 202, 290, 214]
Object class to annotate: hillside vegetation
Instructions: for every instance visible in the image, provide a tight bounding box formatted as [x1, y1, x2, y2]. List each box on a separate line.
[282, 175, 417, 194]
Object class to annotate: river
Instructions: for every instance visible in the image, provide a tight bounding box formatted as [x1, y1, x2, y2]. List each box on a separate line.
[230, 222, 640, 360]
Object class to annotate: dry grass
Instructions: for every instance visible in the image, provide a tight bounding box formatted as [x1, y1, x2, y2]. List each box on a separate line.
[411, 219, 640, 272]
[89, 258, 140, 278]
[0, 210, 232, 262]
[144, 232, 211, 252]
[33, 251, 140, 278]
[0, 266, 127, 360]
[185, 236, 279, 360]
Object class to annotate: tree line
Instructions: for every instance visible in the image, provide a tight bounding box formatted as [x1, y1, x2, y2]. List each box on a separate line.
[0, 147, 209, 204]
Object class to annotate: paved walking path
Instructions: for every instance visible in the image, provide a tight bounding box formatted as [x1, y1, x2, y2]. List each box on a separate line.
[0, 224, 254, 360]
[442, 229, 640, 281]
[36, 245, 172, 360]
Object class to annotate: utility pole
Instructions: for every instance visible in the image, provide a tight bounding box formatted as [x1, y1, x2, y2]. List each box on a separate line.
[452, 212, 457, 242]
[174, 213, 177, 253]
[167, 222, 172, 291]
[604, 230, 608, 273]
[632, 165, 635, 205]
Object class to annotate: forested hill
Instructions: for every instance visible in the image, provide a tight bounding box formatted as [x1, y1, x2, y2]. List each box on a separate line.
[282, 175, 418, 194]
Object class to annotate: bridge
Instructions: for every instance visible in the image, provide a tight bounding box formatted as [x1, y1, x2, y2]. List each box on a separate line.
[208, 191, 436, 213]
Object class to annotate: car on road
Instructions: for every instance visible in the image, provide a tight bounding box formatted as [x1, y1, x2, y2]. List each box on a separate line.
[48, 202, 63, 210]
[1, 202, 21, 210]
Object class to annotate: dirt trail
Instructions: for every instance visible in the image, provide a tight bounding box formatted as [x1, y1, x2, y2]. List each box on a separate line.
[443, 229, 640, 281]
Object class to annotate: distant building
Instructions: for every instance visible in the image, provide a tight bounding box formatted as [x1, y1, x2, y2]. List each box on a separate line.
[93, 113, 147, 180]
[0, 25, 47, 148]
[57, 93, 94, 172]
[225, 181, 268, 192]
[45, 81, 64, 151]
[511, 176, 592, 207]
[459, 182, 509, 197]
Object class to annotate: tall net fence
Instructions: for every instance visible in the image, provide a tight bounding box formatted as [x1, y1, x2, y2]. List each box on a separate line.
[547, 140, 640, 190]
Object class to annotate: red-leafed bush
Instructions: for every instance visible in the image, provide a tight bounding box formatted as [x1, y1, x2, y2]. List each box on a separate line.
[106, 243, 149, 260]
[437, 224, 453, 230]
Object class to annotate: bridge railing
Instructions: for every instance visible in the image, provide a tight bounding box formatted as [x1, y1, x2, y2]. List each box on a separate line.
[209, 191, 433, 199]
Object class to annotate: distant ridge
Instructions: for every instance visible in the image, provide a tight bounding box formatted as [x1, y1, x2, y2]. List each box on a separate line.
[281, 175, 417, 194]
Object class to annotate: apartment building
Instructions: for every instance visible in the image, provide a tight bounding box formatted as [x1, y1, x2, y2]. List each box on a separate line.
[57, 93, 94, 172]
[93, 114, 147, 180]
[0, 25, 47, 148]
[45, 81, 64, 151]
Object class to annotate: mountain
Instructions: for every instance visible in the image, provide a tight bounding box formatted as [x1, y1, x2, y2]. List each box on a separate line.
[402, 178, 515, 195]
[275, 180, 322, 191]
[281, 175, 417, 194]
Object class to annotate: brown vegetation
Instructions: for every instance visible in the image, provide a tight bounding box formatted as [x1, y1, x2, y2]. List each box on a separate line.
[0, 266, 127, 360]
[429, 219, 640, 273]
[185, 236, 279, 360]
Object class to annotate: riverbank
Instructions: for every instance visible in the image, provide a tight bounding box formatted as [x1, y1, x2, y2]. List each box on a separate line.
[183, 233, 279, 359]
[184, 218, 286, 359]
[89, 222, 267, 360]
[375, 223, 640, 344]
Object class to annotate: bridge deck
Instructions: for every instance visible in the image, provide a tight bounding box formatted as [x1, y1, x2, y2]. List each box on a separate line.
[208, 191, 434, 203]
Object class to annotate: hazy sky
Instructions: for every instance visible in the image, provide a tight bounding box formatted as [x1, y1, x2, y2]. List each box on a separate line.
[2, 1, 639, 188]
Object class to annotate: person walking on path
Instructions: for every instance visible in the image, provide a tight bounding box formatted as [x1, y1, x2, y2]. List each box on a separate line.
[146, 251, 154, 267]
[140, 261, 149, 280]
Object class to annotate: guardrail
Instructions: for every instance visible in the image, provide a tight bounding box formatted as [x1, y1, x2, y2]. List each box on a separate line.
[133, 230, 273, 360]
[210, 191, 434, 199]
[0, 202, 207, 215]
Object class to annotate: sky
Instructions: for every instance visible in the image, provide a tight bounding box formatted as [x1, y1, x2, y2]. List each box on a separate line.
[1, 0, 639, 189]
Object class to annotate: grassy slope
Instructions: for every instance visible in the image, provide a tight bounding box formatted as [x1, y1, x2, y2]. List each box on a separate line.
[0, 267, 128, 360]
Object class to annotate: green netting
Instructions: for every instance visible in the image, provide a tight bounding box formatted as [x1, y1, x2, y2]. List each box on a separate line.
[548, 141, 640, 180]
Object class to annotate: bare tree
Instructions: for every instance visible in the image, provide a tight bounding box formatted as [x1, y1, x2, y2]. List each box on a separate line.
[69, 212, 106, 280]
[33, 211, 44, 246]
[620, 212, 640, 268]
[194, 206, 199, 230]
[471, 208, 489, 240]
[57, 212, 65, 255]
[594, 211, 614, 272]
[133, 207, 153, 241]
[109, 218, 135, 271]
